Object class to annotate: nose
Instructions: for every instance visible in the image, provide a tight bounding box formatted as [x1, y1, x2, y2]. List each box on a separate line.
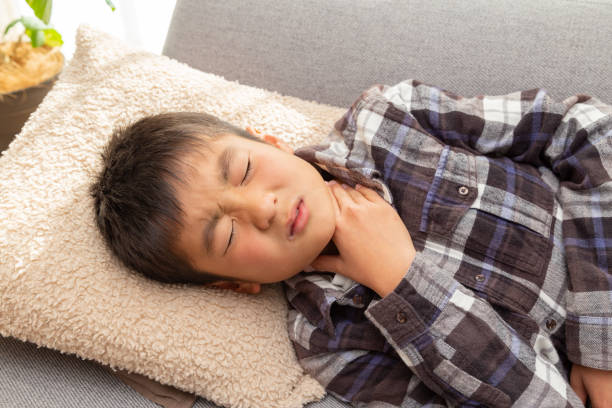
[226, 189, 277, 230]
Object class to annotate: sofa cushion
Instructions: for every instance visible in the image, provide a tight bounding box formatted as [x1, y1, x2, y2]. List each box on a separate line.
[164, 0, 612, 107]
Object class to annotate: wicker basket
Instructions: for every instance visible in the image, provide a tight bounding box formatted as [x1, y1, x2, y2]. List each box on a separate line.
[0, 42, 64, 153]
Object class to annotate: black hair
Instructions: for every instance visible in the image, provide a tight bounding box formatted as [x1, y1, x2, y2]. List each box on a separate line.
[90, 112, 264, 284]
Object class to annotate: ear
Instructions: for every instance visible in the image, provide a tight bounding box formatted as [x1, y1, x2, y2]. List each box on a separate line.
[245, 126, 293, 154]
[206, 280, 261, 294]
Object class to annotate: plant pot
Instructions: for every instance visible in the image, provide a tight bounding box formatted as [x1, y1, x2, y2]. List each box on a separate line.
[0, 72, 60, 153]
[0, 42, 64, 153]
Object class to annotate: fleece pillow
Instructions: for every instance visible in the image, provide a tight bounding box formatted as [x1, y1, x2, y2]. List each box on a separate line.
[0, 24, 347, 408]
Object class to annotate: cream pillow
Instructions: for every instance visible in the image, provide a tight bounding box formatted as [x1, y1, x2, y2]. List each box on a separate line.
[0, 25, 346, 408]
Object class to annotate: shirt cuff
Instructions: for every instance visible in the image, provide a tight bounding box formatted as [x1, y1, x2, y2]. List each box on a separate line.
[365, 253, 449, 346]
[566, 317, 612, 370]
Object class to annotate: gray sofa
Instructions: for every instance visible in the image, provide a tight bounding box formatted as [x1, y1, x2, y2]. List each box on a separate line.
[1, 0, 610, 407]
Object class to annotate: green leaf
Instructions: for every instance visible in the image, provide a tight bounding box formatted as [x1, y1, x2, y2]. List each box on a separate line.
[105, 0, 116, 11]
[6, 10, 61, 48]
[26, 0, 52, 24]
[43, 28, 62, 47]
[3, 18, 23, 35]
[31, 29, 45, 47]
[20, 15, 50, 31]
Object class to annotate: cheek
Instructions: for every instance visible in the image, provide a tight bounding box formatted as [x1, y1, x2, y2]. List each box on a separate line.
[233, 231, 278, 266]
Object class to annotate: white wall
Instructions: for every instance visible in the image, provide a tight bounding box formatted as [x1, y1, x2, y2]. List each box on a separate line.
[1, 0, 21, 38]
[5, 0, 177, 60]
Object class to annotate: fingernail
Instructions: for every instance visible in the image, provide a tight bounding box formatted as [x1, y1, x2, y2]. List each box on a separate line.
[355, 184, 362, 189]
[341, 183, 348, 189]
[328, 180, 337, 185]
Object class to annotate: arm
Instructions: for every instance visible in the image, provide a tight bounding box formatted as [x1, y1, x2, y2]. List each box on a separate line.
[365, 252, 574, 407]
[309, 182, 584, 407]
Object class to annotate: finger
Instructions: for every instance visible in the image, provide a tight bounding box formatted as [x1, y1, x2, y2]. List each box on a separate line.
[325, 181, 342, 216]
[355, 184, 383, 202]
[329, 181, 353, 210]
[310, 254, 342, 274]
[327, 186, 341, 220]
[582, 377, 609, 408]
[340, 183, 364, 202]
[570, 366, 588, 405]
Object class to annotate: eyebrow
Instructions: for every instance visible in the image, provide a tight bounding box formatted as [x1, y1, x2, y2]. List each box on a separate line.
[204, 146, 236, 255]
[218, 146, 235, 184]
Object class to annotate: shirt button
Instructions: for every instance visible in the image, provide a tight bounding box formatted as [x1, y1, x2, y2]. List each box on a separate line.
[474, 274, 485, 282]
[546, 319, 557, 331]
[396, 312, 407, 324]
[352, 294, 363, 304]
[458, 186, 470, 196]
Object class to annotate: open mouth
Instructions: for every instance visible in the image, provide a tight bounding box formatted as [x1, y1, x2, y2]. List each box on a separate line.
[290, 200, 302, 235]
[289, 198, 308, 239]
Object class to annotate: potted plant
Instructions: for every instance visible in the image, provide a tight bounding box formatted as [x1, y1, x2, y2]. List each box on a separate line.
[0, 0, 115, 152]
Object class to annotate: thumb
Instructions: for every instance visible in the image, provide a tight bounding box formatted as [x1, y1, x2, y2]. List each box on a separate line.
[570, 365, 588, 405]
[310, 254, 342, 274]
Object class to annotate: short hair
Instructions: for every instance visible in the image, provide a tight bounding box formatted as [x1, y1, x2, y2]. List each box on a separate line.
[89, 112, 264, 285]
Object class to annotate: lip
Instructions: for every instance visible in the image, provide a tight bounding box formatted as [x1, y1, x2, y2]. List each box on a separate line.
[287, 196, 304, 240]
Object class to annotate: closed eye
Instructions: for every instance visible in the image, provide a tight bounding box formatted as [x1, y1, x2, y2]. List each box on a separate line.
[241, 156, 252, 185]
[224, 219, 235, 255]
[225, 155, 252, 254]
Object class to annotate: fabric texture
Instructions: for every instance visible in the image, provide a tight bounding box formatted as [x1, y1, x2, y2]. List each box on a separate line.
[112, 369, 197, 408]
[163, 0, 612, 108]
[284, 79, 612, 406]
[0, 24, 354, 408]
[0, 332, 352, 407]
[0, 334, 164, 408]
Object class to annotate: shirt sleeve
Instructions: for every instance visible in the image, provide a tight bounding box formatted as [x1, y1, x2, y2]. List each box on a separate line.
[379, 80, 612, 371]
[363, 253, 586, 407]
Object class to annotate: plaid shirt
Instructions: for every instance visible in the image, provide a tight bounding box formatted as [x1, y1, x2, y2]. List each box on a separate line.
[283, 79, 612, 407]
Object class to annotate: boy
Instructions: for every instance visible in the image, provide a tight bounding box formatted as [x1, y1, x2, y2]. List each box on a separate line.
[91, 79, 612, 407]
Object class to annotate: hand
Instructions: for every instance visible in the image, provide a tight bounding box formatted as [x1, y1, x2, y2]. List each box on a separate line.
[570, 363, 612, 407]
[310, 181, 416, 298]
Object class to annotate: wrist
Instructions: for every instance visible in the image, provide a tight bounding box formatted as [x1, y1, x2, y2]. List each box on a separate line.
[375, 257, 414, 298]
[376, 275, 403, 298]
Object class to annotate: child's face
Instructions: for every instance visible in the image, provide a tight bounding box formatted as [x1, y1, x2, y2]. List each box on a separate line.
[172, 133, 336, 292]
